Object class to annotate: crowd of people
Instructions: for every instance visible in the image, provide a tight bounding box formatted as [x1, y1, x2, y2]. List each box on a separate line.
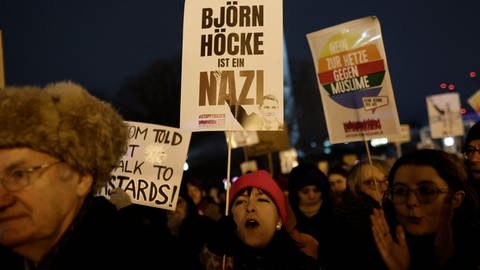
[1, 81, 480, 269]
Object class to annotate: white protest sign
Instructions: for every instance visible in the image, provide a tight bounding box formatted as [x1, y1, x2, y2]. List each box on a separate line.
[388, 124, 411, 143]
[180, 0, 284, 131]
[307, 16, 401, 144]
[99, 121, 191, 211]
[426, 93, 464, 138]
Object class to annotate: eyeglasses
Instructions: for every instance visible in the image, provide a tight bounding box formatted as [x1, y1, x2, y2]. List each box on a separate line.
[464, 146, 480, 158]
[0, 161, 62, 192]
[384, 182, 449, 205]
[361, 178, 388, 190]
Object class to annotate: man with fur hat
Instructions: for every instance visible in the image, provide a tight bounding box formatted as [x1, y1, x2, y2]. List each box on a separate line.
[0, 82, 161, 269]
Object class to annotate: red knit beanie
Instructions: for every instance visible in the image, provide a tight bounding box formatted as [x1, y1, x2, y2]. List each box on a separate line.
[229, 170, 287, 223]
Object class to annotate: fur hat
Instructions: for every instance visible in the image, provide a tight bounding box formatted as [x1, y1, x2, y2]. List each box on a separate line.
[229, 170, 287, 223]
[0, 81, 128, 192]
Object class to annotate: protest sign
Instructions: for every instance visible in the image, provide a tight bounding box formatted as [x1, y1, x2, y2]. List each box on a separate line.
[180, 0, 284, 131]
[426, 92, 464, 138]
[225, 130, 259, 148]
[98, 121, 191, 211]
[307, 16, 401, 144]
[388, 124, 411, 143]
[244, 130, 290, 157]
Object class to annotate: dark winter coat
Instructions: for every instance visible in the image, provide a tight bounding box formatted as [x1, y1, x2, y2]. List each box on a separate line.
[0, 195, 170, 270]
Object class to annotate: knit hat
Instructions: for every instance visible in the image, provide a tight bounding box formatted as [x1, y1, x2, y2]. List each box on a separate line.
[464, 121, 480, 149]
[229, 170, 287, 223]
[288, 162, 329, 194]
[0, 81, 128, 193]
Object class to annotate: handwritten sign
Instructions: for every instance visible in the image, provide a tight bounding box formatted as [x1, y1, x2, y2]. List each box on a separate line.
[180, 0, 284, 131]
[362, 96, 388, 113]
[98, 121, 191, 211]
[307, 16, 401, 143]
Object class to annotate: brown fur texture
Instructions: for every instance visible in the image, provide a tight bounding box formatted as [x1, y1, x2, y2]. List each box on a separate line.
[0, 81, 128, 192]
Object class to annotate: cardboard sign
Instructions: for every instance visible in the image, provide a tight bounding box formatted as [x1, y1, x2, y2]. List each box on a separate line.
[98, 121, 191, 211]
[307, 16, 401, 143]
[180, 0, 284, 131]
[244, 129, 290, 156]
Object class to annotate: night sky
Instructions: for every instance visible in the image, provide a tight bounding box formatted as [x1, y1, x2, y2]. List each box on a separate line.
[1, 0, 479, 180]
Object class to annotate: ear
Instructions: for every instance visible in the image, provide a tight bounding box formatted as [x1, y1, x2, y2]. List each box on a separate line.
[450, 190, 465, 209]
[76, 173, 93, 197]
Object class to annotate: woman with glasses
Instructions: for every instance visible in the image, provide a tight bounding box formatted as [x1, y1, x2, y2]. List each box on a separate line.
[370, 149, 480, 269]
[327, 159, 392, 269]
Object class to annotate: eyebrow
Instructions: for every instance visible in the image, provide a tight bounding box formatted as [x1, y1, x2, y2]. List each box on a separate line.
[0, 159, 28, 172]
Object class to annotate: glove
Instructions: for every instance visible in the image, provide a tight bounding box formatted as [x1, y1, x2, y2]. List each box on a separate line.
[207, 215, 238, 256]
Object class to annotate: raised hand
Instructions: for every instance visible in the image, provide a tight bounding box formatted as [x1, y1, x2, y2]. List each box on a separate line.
[370, 208, 409, 270]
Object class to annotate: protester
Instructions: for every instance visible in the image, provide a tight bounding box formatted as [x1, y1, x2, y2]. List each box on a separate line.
[287, 162, 336, 266]
[0, 82, 157, 269]
[200, 170, 317, 270]
[371, 149, 480, 269]
[463, 120, 480, 199]
[184, 174, 222, 221]
[111, 183, 215, 269]
[327, 162, 350, 205]
[327, 158, 392, 269]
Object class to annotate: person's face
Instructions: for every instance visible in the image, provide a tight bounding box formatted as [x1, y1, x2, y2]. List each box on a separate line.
[464, 139, 480, 181]
[358, 164, 388, 202]
[390, 165, 461, 235]
[167, 196, 188, 228]
[0, 148, 91, 256]
[329, 173, 347, 193]
[297, 185, 322, 209]
[260, 99, 278, 122]
[186, 183, 203, 205]
[231, 187, 281, 249]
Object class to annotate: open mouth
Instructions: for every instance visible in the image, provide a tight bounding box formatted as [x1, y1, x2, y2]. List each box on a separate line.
[245, 219, 259, 228]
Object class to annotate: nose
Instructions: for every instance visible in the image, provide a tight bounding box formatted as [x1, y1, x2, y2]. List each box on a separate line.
[246, 199, 256, 213]
[406, 190, 420, 208]
[308, 190, 318, 199]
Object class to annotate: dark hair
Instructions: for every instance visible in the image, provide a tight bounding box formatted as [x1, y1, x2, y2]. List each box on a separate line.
[388, 149, 467, 192]
[386, 149, 479, 227]
[328, 163, 349, 178]
[288, 162, 330, 215]
[464, 121, 480, 151]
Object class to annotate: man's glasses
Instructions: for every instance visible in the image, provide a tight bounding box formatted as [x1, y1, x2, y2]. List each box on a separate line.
[463, 146, 480, 158]
[384, 182, 449, 204]
[0, 161, 62, 192]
